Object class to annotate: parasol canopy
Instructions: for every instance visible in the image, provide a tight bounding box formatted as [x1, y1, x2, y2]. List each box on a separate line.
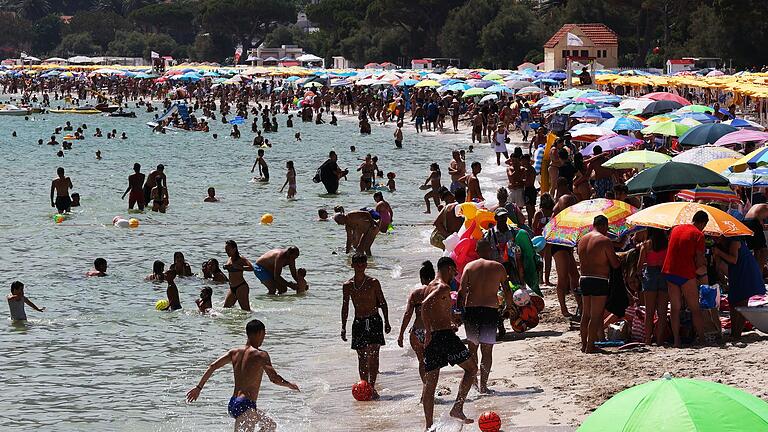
[603, 150, 671, 169]
[625, 161, 729, 194]
[627, 202, 751, 237]
[678, 123, 738, 146]
[543, 199, 637, 247]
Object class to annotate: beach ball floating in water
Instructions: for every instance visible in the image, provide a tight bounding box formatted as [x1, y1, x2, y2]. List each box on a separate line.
[352, 380, 373, 401]
[53, 214, 65, 224]
[155, 299, 169, 311]
[260, 213, 274, 225]
[128, 218, 139, 228]
[113, 216, 129, 228]
[478, 411, 501, 432]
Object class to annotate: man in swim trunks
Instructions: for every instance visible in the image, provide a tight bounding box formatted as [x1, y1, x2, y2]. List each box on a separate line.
[121, 163, 145, 210]
[187, 319, 299, 432]
[318, 151, 348, 194]
[50, 167, 73, 213]
[341, 253, 391, 400]
[144, 164, 167, 206]
[662, 211, 709, 347]
[334, 207, 380, 256]
[459, 239, 508, 393]
[577, 215, 620, 354]
[448, 150, 466, 193]
[421, 257, 477, 430]
[373, 192, 393, 234]
[251, 149, 269, 182]
[253, 247, 301, 295]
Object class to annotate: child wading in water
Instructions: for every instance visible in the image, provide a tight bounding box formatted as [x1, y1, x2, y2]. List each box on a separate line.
[280, 161, 297, 199]
[7, 281, 45, 321]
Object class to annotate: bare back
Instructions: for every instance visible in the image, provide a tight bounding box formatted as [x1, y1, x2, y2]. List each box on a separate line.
[421, 279, 454, 333]
[230, 346, 268, 400]
[461, 258, 507, 308]
[577, 231, 617, 279]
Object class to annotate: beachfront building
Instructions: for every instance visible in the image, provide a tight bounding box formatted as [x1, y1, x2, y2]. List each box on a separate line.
[544, 23, 618, 71]
[248, 45, 306, 66]
[411, 59, 433, 69]
[667, 59, 695, 75]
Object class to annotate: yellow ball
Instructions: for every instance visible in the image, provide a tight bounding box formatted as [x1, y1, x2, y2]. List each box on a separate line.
[128, 218, 139, 228]
[155, 299, 169, 311]
[261, 213, 274, 224]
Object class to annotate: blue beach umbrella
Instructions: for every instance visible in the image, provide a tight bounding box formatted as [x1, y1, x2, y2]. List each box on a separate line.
[486, 84, 514, 94]
[677, 112, 718, 123]
[229, 116, 245, 125]
[609, 117, 643, 131]
[571, 108, 614, 120]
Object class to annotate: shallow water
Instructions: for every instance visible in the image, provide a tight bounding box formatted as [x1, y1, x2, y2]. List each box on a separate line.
[0, 101, 491, 431]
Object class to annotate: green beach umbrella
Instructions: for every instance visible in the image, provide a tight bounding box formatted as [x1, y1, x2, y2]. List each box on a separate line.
[483, 72, 504, 81]
[602, 150, 671, 169]
[559, 102, 598, 115]
[626, 161, 729, 193]
[578, 373, 768, 432]
[677, 104, 715, 114]
[462, 87, 487, 97]
[641, 120, 691, 137]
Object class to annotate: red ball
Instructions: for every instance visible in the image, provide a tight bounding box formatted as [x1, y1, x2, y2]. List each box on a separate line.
[478, 411, 501, 432]
[352, 380, 373, 401]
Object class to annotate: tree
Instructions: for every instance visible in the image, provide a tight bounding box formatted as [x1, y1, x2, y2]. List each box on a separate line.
[107, 31, 147, 56]
[0, 13, 32, 57]
[143, 33, 177, 59]
[32, 14, 63, 54]
[129, 2, 198, 45]
[439, 0, 501, 66]
[478, 3, 542, 68]
[56, 32, 100, 55]
[198, 0, 296, 53]
[66, 11, 130, 50]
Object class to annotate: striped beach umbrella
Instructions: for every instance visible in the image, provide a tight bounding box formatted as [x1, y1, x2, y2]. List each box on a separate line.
[543, 199, 638, 247]
[676, 186, 740, 203]
[728, 146, 768, 172]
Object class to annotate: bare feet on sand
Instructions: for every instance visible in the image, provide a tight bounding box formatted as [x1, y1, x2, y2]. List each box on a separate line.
[449, 406, 474, 424]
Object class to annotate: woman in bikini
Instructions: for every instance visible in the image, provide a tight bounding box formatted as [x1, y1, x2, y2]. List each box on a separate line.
[280, 160, 297, 199]
[396, 260, 435, 384]
[223, 240, 254, 311]
[202, 259, 228, 283]
[172, 252, 193, 276]
[357, 154, 375, 191]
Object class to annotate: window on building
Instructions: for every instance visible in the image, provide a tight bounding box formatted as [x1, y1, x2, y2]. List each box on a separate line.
[562, 50, 568, 58]
[597, 50, 602, 58]
[580, 50, 588, 58]
[603, 50, 607, 58]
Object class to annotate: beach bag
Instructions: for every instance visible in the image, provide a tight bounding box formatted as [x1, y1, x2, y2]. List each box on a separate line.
[699, 284, 718, 309]
[312, 167, 322, 183]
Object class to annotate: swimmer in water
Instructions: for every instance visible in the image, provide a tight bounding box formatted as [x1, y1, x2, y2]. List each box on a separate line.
[253, 247, 301, 295]
[373, 192, 393, 234]
[146, 260, 165, 282]
[50, 167, 73, 213]
[171, 252, 194, 277]
[70, 193, 80, 207]
[86, 258, 108, 277]
[204, 187, 219, 202]
[318, 209, 329, 221]
[295, 268, 309, 293]
[186, 319, 300, 432]
[164, 269, 181, 310]
[196, 287, 213, 313]
[279, 161, 296, 199]
[251, 149, 269, 182]
[8, 281, 45, 321]
[202, 259, 229, 283]
[121, 163, 145, 211]
[95, 150, 101, 160]
[223, 240, 254, 311]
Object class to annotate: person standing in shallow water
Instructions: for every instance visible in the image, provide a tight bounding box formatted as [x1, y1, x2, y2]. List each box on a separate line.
[186, 319, 299, 432]
[121, 163, 145, 210]
[318, 151, 348, 194]
[341, 253, 391, 400]
[223, 240, 254, 311]
[50, 167, 73, 213]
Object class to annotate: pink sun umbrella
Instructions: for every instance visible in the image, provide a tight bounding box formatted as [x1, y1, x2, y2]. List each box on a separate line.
[642, 92, 691, 106]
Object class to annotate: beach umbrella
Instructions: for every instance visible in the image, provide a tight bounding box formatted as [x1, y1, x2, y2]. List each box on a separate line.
[516, 86, 545, 96]
[672, 146, 743, 166]
[506, 80, 532, 89]
[627, 203, 751, 237]
[398, 78, 419, 87]
[602, 150, 671, 169]
[704, 157, 741, 174]
[723, 167, 768, 187]
[625, 161, 729, 194]
[532, 78, 559, 85]
[482, 72, 504, 81]
[543, 199, 637, 247]
[414, 79, 441, 88]
[485, 84, 514, 94]
[570, 126, 613, 140]
[577, 374, 768, 432]
[559, 102, 598, 115]
[642, 114, 679, 126]
[619, 98, 654, 111]
[609, 117, 643, 131]
[729, 146, 768, 172]
[678, 118, 703, 128]
[228, 116, 245, 125]
[642, 92, 691, 106]
[641, 100, 684, 116]
[579, 134, 641, 155]
[712, 130, 768, 147]
[463, 87, 487, 97]
[678, 123, 738, 146]
[676, 104, 715, 114]
[641, 121, 691, 137]
[677, 186, 740, 203]
[571, 108, 613, 120]
[541, 71, 567, 80]
[724, 118, 766, 131]
[707, 69, 726, 77]
[677, 112, 718, 123]
[479, 94, 498, 103]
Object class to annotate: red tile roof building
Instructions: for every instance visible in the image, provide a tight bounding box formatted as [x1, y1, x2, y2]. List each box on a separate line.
[544, 23, 618, 70]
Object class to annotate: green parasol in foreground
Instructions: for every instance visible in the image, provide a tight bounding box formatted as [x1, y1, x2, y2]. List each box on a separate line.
[578, 373, 768, 432]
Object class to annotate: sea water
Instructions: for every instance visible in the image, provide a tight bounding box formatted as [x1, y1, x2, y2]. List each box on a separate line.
[0, 103, 488, 431]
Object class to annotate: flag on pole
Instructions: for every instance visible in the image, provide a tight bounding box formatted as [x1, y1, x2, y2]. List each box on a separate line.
[151, 51, 160, 59]
[234, 44, 243, 65]
[566, 32, 584, 47]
